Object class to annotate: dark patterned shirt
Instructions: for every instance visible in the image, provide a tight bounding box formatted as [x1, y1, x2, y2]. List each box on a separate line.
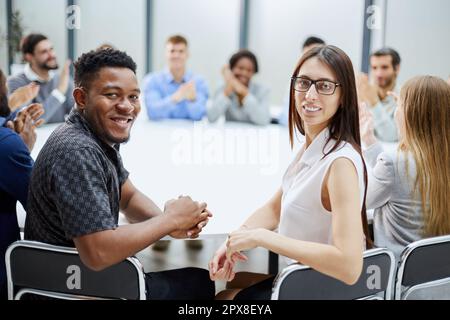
[25, 109, 129, 247]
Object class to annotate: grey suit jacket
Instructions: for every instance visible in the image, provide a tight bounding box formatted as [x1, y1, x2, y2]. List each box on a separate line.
[364, 142, 424, 259]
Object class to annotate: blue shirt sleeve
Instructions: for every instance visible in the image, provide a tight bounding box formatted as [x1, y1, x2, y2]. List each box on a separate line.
[143, 74, 178, 120]
[185, 76, 209, 121]
[0, 130, 34, 208]
[0, 110, 20, 127]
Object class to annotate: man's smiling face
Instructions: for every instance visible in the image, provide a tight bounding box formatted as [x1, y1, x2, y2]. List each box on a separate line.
[79, 67, 141, 145]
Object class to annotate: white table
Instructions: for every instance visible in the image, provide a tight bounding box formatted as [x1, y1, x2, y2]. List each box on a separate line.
[18, 117, 296, 237]
[18, 117, 397, 237]
[16, 117, 397, 274]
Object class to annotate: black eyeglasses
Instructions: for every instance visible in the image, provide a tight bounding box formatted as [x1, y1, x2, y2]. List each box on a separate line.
[291, 77, 341, 95]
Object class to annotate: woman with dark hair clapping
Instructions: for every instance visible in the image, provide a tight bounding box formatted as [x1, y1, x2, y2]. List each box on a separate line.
[208, 49, 271, 125]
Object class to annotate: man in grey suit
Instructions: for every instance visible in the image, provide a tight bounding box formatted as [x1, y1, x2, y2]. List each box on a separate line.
[7, 33, 74, 124]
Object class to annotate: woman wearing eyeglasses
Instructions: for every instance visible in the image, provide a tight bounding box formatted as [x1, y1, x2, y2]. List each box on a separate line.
[207, 49, 271, 126]
[360, 76, 450, 260]
[209, 45, 371, 300]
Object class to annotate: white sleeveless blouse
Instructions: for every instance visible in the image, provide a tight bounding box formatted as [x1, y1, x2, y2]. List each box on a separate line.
[279, 128, 365, 265]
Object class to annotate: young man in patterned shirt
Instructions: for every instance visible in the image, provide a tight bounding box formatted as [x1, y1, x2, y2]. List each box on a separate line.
[25, 49, 215, 300]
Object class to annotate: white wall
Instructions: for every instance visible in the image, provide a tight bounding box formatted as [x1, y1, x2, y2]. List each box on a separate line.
[13, 0, 67, 66]
[6, 0, 450, 96]
[384, 0, 450, 85]
[0, 0, 8, 73]
[248, 0, 365, 105]
[152, 0, 240, 95]
[76, 0, 147, 81]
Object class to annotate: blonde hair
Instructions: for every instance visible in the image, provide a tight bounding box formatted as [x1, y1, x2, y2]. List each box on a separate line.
[399, 76, 450, 237]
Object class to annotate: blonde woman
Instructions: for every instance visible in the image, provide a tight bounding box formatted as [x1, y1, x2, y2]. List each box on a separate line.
[360, 75, 450, 258]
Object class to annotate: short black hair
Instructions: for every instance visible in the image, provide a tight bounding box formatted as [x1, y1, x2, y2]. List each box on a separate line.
[229, 49, 259, 73]
[371, 47, 401, 68]
[21, 33, 48, 55]
[303, 36, 325, 49]
[74, 48, 137, 89]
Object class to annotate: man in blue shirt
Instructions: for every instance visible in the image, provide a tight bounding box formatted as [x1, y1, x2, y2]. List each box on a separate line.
[142, 35, 208, 121]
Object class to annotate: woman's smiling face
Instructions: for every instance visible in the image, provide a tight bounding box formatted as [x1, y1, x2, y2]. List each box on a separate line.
[295, 57, 342, 131]
[231, 57, 255, 87]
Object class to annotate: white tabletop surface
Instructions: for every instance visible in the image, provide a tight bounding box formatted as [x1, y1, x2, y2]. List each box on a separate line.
[17, 115, 398, 237]
[18, 116, 296, 237]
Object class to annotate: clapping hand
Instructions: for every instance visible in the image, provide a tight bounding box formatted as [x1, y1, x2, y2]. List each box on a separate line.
[358, 102, 377, 147]
[172, 81, 197, 103]
[8, 82, 40, 111]
[57, 60, 72, 95]
[356, 73, 379, 107]
[184, 81, 197, 101]
[6, 103, 45, 151]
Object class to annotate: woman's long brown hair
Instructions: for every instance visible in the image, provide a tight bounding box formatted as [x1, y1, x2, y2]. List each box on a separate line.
[288, 45, 372, 248]
[400, 76, 450, 237]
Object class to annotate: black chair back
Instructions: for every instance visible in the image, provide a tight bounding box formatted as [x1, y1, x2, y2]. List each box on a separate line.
[272, 248, 395, 300]
[395, 235, 450, 300]
[6, 240, 146, 300]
